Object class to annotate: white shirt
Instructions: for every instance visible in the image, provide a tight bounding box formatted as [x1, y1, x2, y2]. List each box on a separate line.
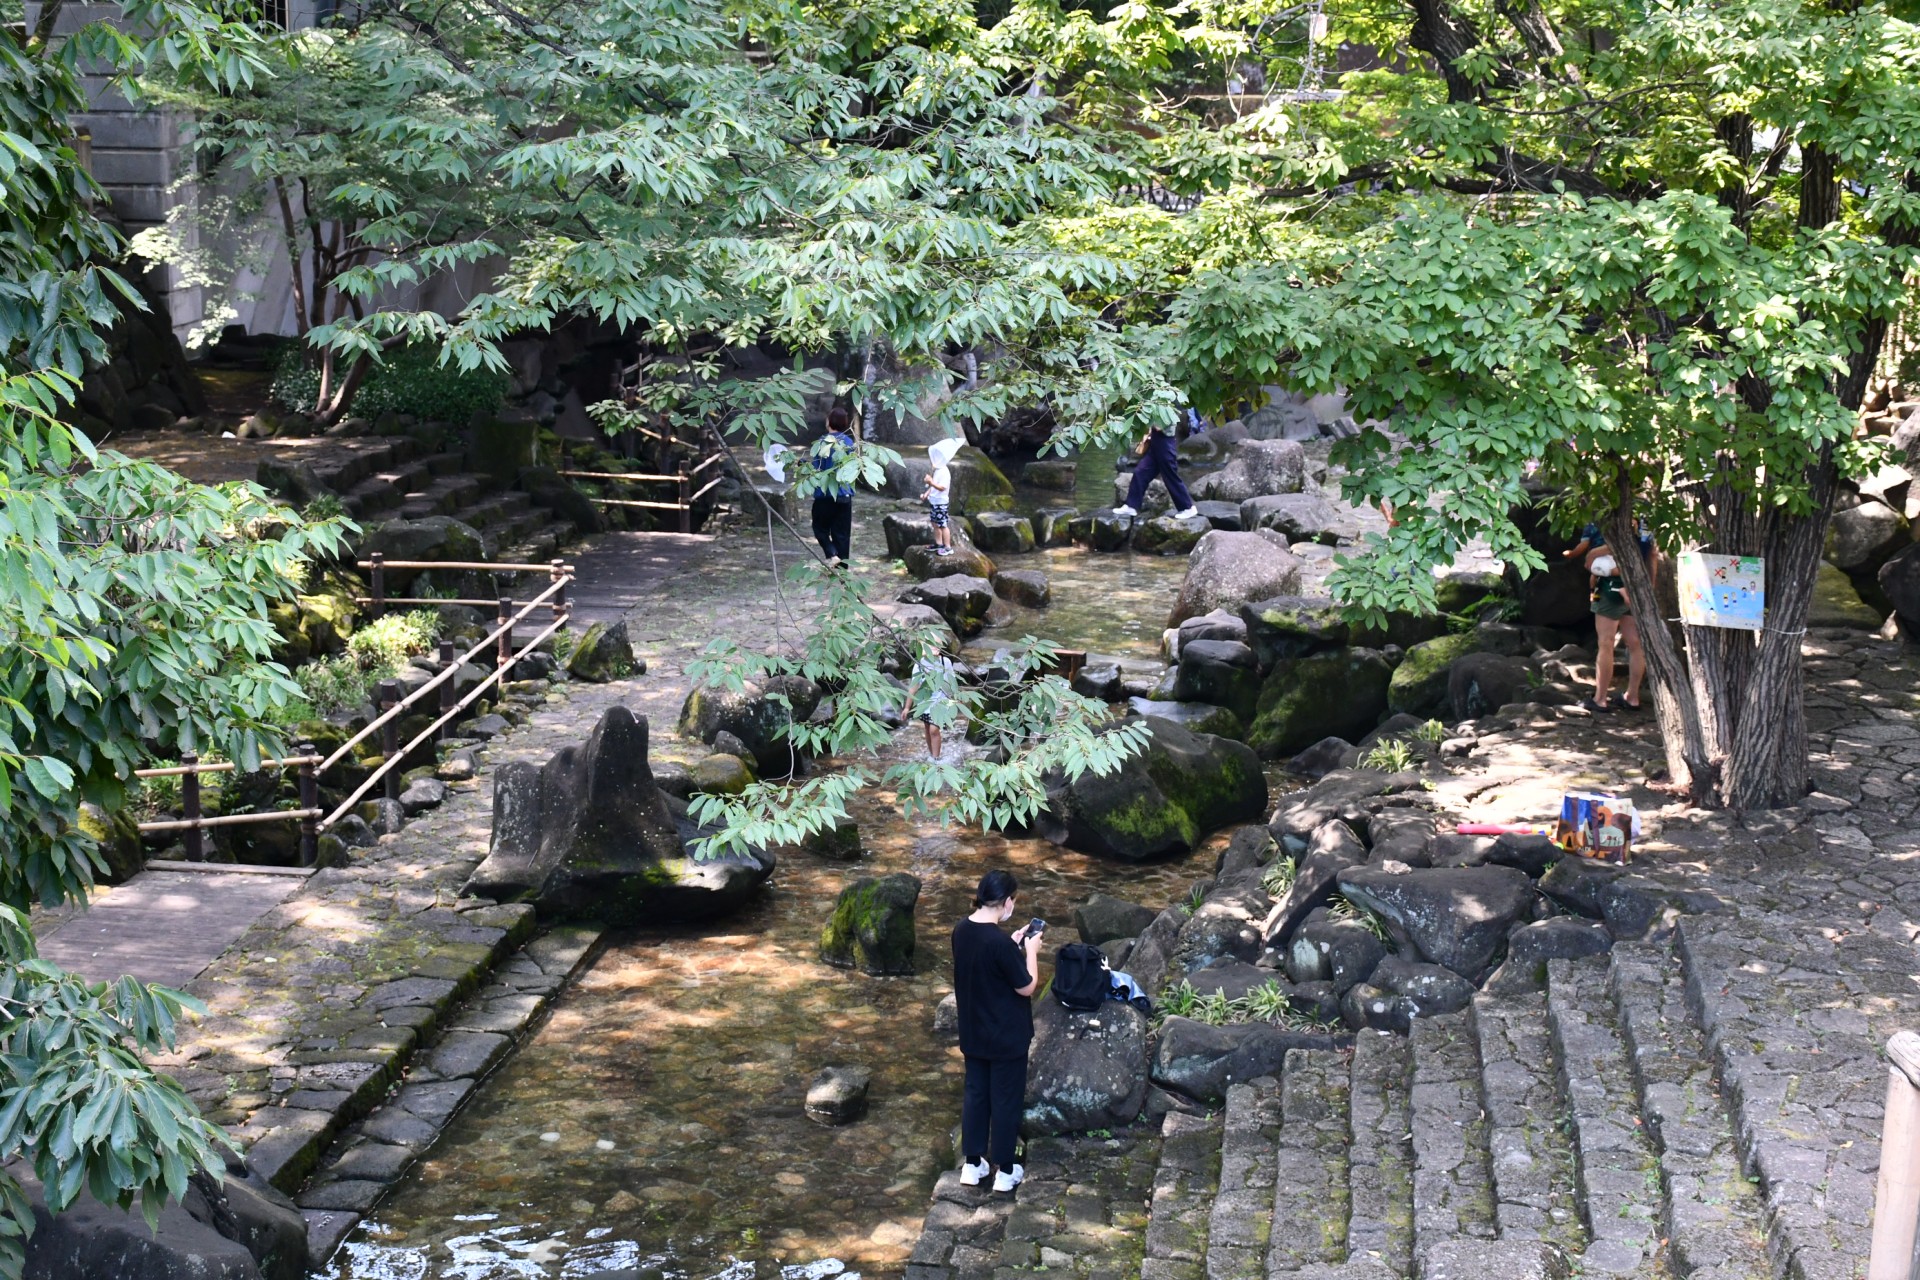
[928, 465, 952, 503]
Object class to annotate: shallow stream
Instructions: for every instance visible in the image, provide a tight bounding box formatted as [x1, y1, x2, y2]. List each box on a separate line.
[322, 450, 1234, 1280]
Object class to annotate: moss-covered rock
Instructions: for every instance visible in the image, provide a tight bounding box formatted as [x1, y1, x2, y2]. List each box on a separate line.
[567, 620, 638, 682]
[1247, 649, 1393, 759]
[1810, 561, 1883, 629]
[74, 802, 144, 884]
[1041, 717, 1267, 862]
[691, 753, 755, 795]
[1239, 596, 1350, 665]
[820, 872, 920, 974]
[1388, 632, 1480, 717]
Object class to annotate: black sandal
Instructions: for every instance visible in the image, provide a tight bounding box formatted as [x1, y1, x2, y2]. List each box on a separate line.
[1610, 693, 1643, 711]
[1582, 697, 1611, 714]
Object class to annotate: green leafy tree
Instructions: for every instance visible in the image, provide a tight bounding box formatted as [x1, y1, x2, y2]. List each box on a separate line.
[1160, 0, 1920, 808]
[0, 2, 348, 1269]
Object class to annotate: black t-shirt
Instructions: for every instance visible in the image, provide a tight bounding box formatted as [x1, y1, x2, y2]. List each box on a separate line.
[951, 919, 1034, 1060]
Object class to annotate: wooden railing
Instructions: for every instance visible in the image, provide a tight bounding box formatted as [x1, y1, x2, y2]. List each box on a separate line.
[1870, 1031, 1920, 1279]
[555, 452, 727, 534]
[130, 560, 574, 870]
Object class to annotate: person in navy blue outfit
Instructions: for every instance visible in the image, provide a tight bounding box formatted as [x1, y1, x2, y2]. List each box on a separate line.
[1113, 409, 1201, 520]
[810, 407, 856, 564]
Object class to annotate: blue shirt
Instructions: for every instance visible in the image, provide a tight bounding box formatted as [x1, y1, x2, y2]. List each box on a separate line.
[811, 430, 855, 500]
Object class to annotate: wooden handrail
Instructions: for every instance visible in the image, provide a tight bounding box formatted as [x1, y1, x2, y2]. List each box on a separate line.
[136, 755, 320, 779]
[589, 498, 691, 511]
[352, 596, 566, 611]
[556, 469, 683, 483]
[139, 808, 322, 834]
[1870, 1030, 1920, 1279]
[318, 610, 569, 831]
[355, 559, 561, 573]
[317, 573, 570, 774]
[690, 452, 726, 475]
[690, 475, 727, 502]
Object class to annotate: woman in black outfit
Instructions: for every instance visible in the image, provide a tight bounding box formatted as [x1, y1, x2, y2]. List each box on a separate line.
[950, 869, 1042, 1193]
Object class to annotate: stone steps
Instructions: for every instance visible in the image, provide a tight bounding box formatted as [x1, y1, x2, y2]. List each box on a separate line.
[1205, 1078, 1280, 1280]
[1409, 1011, 1500, 1267]
[1545, 957, 1663, 1276]
[1472, 992, 1584, 1252]
[1346, 1030, 1414, 1275]
[996, 1131, 1160, 1280]
[307, 436, 422, 494]
[1142, 1110, 1223, 1280]
[1607, 942, 1771, 1280]
[1268, 1050, 1352, 1273]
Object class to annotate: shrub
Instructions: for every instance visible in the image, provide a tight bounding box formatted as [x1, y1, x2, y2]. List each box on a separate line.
[272, 341, 509, 423]
[1359, 738, 1415, 772]
[297, 655, 377, 717]
[346, 609, 442, 671]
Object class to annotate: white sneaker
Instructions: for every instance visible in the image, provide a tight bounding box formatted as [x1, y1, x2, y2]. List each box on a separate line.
[1173, 507, 1200, 519]
[993, 1163, 1025, 1193]
[959, 1158, 990, 1186]
[1112, 505, 1137, 517]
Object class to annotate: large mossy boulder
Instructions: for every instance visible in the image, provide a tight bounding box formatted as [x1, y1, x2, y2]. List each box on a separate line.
[1133, 513, 1211, 556]
[1170, 531, 1304, 626]
[903, 539, 996, 581]
[1187, 439, 1308, 504]
[464, 706, 774, 924]
[1246, 649, 1392, 759]
[360, 516, 487, 589]
[1022, 997, 1148, 1135]
[1240, 596, 1349, 665]
[972, 511, 1036, 555]
[1127, 697, 1246, 740]
[1171, 639, 1262, 723]
[899, 574, 995, 637]
[75, 801, 145, 884]
[678, 676, 819, 776]
[819, 872, 920, 975]
[566, 620, 638, 682]
[1386, 632, 1479, 717]
[1038, 717, 1267, 862]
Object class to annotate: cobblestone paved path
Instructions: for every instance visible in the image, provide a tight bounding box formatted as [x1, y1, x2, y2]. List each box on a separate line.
[36, 865, 309, 988]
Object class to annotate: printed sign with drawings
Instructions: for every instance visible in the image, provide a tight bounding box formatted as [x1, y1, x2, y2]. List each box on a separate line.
[1675, 551, 1764, 632]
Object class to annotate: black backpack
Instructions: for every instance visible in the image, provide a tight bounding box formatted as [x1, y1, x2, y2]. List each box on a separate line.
[1053, 943, 1111, 1012]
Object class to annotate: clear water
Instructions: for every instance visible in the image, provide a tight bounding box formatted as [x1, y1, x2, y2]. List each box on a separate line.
[323, 443, 1235, 1280]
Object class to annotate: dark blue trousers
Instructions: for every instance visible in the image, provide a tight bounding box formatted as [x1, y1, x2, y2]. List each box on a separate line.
[1125, 431, 1192, 511]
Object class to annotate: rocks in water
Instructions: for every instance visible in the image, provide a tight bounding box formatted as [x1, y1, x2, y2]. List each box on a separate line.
[1073, 510, 1136, 552]
[1177, 610, 1248, 649]
[1022, 458, 1078, 490]
[903, 539, 996, 581]
[1150, 1015, 1341, 1105]
[463, 706, 774, 924]
[1828, 499, 1907, 571]
[1170, 531, 1304, 626]
[1811, 561, 1883, 629]
[1246, 649, 1393, 759]
[804, 1066, 872, 1125]
[1038, 717, 1267, 862]
[1126, 697, 1245, 740]
[1171, 638, 1262, 723]
[992, 569, 1052, 608]
[1022, 998, 1149, 1135]
[690, 753, 754, 795]
[883, 511, 940, 559]
[900, 575, 995, 637]
[1134, 513, 1211, 556]
[819, 872, 920, 975]
[972, 511, 1036, 555]
[1336, 864, 1539, 984]
[20, 1164, 308, 1280]
[398, 777, 448, 816]
[1192, 500, 1244, 531]
[1238, 492, 1339, 544]
[1073, 893, 1159, 944]
[566, 620, 638, 682]
[1446, 652, 1534, 721]
[800, 817, 862, 860]
[1032, 507, 1078, 547]
[679, 676, 819, 775]
[1188, 439, 1308, 504]
[1881, 543, 1920, 628]
[1073, 662, 1122, 701]
[1112, 473, 1172, 515]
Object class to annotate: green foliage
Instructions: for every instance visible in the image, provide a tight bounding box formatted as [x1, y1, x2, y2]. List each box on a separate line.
[550, 629, 577, 668]
[295, 655, 375, 718]
[1155, 978, 1335, 1030]
[1413, 719, 1445, 744]
[345, 609, 440, 671]
[270, 340, 507, 423]
[1358, 739, 1415, 773]
[300, 492, 345, 523]
[1329, 894, 1391, 943]
[1259, 854, 1296, 900]
[685, 562, 1149, 859]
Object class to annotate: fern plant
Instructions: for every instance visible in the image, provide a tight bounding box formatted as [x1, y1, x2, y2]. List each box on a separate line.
[1359, 738, 1416, 772]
